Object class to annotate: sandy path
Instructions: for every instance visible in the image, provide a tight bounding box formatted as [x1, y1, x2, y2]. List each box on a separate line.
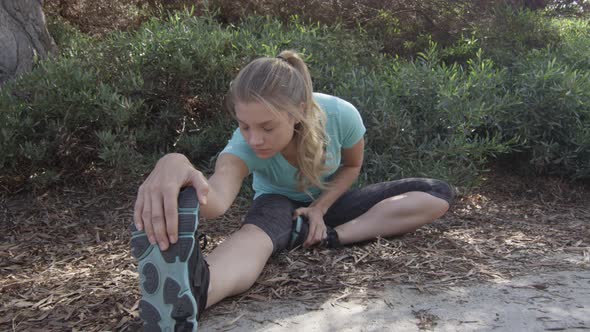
[201, 269, 590, 332]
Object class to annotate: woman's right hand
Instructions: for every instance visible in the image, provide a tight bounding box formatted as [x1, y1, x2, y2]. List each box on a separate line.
[133, 153, 209, 251]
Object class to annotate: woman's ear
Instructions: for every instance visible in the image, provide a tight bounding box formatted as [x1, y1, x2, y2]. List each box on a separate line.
[287, 112, 301, 126]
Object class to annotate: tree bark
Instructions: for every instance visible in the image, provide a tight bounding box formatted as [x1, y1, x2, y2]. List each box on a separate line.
[0, 0, 57, 85]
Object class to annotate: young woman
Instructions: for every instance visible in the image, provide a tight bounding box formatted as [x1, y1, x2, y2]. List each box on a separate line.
[130, 50, 454, 331]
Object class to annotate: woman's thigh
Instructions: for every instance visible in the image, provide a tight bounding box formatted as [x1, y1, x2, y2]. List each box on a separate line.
[242, 194, 303, 254]
[323, 178, 454, 227]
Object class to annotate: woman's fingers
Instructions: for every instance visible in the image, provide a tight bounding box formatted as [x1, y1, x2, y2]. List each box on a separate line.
[304, 225, 318, 247]
[292, 208, 304, 219]
[134, 154, 209, 251]
[163, 186, 179, 244]
[295, 207, 327, 247]
[189, 170, 209, 206]
[134, 187, 145, 231]
[142, 193, 155, 244]
[150, 192, 169, 250]
[304, 218, 326, 247]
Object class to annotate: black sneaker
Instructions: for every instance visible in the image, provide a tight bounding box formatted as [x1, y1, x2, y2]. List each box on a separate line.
[288, 216, 342, 249]
[130, 187, 210, 332]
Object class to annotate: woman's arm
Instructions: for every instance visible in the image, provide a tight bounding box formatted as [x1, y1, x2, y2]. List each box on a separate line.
[203, 154, 250, 219]
[310, 138, 364, 213]
[294, 138, 365, 246]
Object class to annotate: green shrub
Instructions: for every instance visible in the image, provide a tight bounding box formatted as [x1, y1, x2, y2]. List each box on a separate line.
[0, 13, 381, 188]
[500, 54, 590, 178]
[333, 46, 514, 186]
[2, 11, 589, 191]
[551, 18, 590, 71]
[468, 17, 590, 179]
[472, 7, 562, 67]
[0, 57, 144, 185]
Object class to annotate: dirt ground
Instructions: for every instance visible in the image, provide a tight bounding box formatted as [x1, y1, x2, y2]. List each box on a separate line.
[1, 170, 589, 331]
[200, 268, 590, 331]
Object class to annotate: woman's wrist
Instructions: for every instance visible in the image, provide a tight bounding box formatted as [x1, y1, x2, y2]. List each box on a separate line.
[310, 202, 329, 216]
[158, 153, 197, 171]
[163, 152, 189, 164]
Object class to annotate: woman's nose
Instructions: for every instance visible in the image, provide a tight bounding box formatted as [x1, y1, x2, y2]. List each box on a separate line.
[248, 131, 264, 146]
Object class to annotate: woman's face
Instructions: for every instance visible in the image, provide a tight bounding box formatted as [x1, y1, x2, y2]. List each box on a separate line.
[234, 101, 298, 159]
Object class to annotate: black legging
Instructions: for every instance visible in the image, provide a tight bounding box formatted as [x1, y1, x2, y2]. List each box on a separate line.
[243, 178, 454, 253]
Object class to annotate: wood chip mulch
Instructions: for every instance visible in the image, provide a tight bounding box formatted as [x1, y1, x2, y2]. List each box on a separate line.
[1, 172, 589, 331]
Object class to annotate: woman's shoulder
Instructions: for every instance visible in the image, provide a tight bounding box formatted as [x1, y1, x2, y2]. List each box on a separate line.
[313, 92, 343, 107]
[313, 92, 357, 114]
[314, 93, 365, 146]
[313, 92, 359, 119]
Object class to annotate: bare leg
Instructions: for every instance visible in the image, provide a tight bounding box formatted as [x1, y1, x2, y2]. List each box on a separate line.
[334, 191, 449, 245]
[201, 192, 448, 307]
[204, 224, 273, 308]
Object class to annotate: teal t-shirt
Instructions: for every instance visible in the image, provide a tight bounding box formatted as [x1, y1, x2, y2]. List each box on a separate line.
[220, 93, 366, 202]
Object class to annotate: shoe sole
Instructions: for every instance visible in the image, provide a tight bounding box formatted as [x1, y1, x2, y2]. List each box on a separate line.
[130, 187, 200, 332]
[288, 216, 305, 249]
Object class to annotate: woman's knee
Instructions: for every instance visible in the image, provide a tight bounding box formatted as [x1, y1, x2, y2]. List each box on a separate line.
[240, 223, 268, 235]
[384, 191, 449, 220]
[242, 195, 297, 254]
[420, 190, 451, 220]
[426, 178, 455, 206]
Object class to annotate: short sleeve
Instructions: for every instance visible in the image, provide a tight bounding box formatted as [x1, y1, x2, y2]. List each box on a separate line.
[219, 129, 262, 174]
[337, 99, 366, 148]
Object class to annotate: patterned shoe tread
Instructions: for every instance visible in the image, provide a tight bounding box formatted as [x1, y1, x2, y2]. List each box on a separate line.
[172, 294, 195, 319]
[164, 278, 181, 304]
[174, 322, 195, 332]
[178, 187, 198, 209]
[140, 300, 161, 323]
[131, 236, 151, 259]
[178, 214, 198, 233]
[161, 237, 194, 263]
[142, 263, 159, 294]
[145, 323, 163, 332]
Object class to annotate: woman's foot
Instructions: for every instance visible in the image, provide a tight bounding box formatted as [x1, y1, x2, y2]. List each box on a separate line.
[130, 187, 209, 331]
[288, 216, 342, 249]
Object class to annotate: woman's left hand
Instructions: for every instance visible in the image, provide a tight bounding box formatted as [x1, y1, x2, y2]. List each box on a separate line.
[293, 206, 327, 248]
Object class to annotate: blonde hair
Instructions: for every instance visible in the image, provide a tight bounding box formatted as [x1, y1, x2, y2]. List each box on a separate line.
[227, 50, 329, 193]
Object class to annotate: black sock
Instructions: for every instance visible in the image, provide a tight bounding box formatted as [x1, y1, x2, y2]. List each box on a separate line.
[325, 227, 342, 248]
[290, 216, 342, 249]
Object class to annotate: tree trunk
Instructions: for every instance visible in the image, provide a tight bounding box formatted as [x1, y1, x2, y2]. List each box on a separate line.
[0, 0, 57, 85]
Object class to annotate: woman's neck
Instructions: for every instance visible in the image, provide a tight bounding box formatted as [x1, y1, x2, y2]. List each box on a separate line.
[281, 136, 299, 167]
